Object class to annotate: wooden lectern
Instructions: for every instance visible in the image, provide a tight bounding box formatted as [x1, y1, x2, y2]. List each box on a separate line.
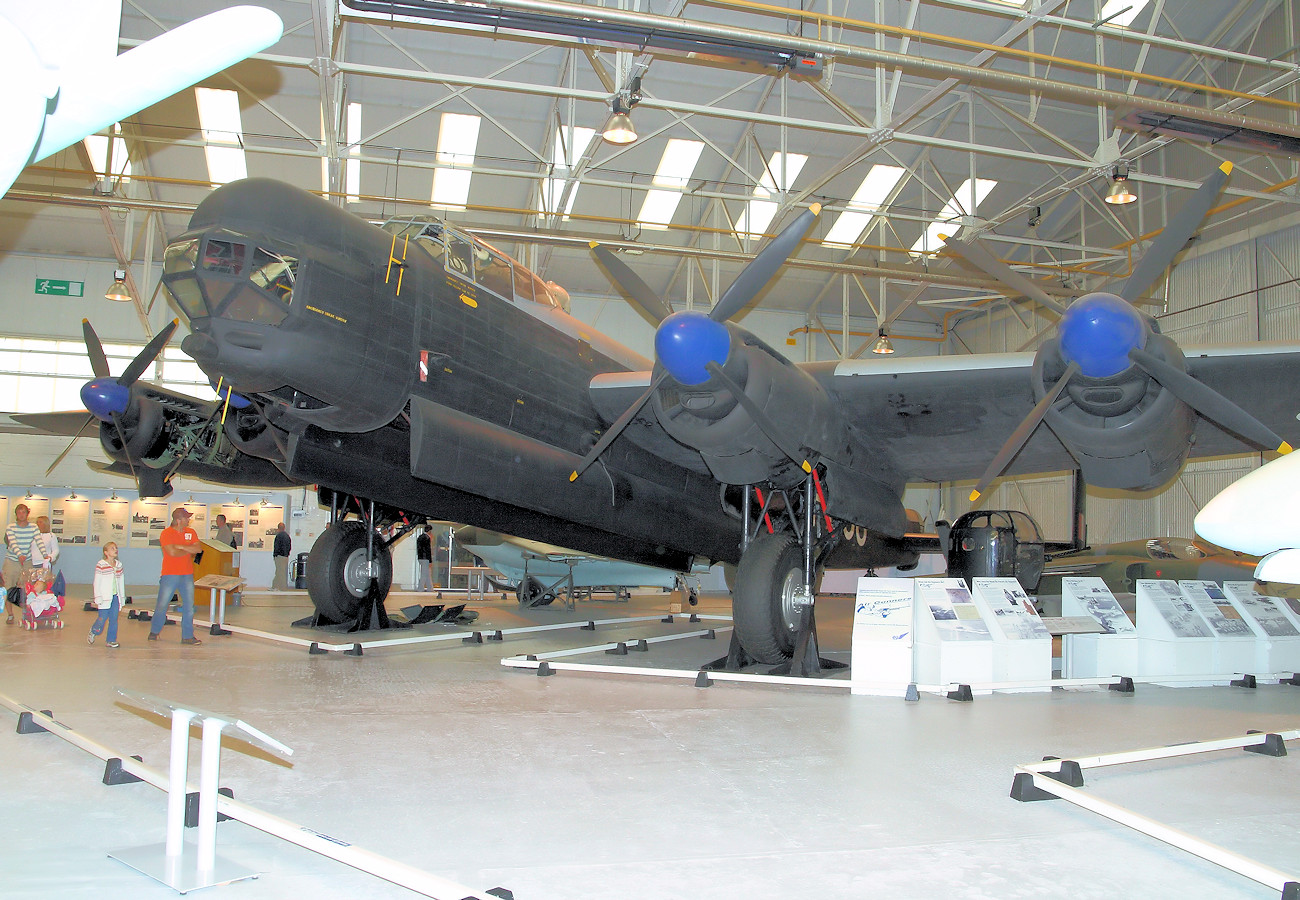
[193, 539, 239, 583]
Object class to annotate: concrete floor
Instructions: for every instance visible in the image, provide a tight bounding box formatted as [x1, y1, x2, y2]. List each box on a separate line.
[1, 585, 1297, 900]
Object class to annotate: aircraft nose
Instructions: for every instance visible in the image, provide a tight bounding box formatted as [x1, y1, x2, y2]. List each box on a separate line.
[1195, 451, 1300, 555]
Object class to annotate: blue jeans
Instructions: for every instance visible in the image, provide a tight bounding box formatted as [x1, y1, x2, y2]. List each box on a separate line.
[91, 596, 119, 643]
[151, 574, 195, 640]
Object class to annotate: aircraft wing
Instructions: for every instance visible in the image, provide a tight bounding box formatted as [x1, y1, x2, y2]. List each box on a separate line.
[825, 343, 1300, 484]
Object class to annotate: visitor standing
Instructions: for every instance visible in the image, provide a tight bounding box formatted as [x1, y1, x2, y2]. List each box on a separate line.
[148, 507, 202, 645]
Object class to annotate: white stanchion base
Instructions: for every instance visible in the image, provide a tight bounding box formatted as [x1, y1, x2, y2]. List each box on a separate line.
[110, 842, 259, 894]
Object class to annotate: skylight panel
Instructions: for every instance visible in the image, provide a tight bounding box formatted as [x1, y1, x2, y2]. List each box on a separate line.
[822, 165, 906, 249]
[1099, 0, 1150, 27]
[431, 113, 481, 212]
[636, 139, 704, 231]
[345, 102, 362, 204]
[909, 178, 998, 257]
[735, 152, 808, 241]
[539, 126, 596, 218]
[195, 88, 247, 186]
[83, 123, 131, 186]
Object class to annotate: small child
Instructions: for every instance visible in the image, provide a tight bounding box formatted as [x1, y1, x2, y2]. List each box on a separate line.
[25, 575, 60, 617]
[88, 542, 125, 648]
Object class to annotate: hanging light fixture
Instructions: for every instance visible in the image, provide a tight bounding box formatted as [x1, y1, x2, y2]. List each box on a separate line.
[1104, 166, 1137, 205]
[602, 77, 642, 145]
[871, 328, 895, 355]
[602, 97, 637, 145]
[104, 268, 134, 302]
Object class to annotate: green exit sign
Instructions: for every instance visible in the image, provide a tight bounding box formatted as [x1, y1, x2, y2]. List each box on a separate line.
[34, 279, 85, 297]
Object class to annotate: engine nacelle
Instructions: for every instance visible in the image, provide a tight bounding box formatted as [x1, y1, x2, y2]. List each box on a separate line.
[1035, 331, 1195, 490]
[652, 326, 842, 490]
[98, 395, 169, 466]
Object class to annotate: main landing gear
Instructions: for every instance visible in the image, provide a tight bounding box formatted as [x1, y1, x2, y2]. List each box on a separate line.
[299, 494, 417, 632]
[712, 471, 845, 677]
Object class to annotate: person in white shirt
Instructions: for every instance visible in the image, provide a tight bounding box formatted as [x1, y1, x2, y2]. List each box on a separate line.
[30, 515, 58, 572]
[88, 542, 125, 648]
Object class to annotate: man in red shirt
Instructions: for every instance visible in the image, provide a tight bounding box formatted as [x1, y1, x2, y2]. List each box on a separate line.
[148, 507, 202, 644]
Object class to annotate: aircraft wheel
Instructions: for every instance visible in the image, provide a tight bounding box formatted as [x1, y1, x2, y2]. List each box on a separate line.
[516, 576, 556, 607]
[732, 530, 805, 664]
[306, 520, 393, 622]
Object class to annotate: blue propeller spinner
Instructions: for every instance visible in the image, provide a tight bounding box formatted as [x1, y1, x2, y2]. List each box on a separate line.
[655, 311, 732, 386]
[80, 377, 131, 422]
[1057, 292, 1147, 378]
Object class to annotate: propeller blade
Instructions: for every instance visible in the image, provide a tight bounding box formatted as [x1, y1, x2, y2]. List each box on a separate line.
[82, 319, 110, 379]
[970, 362, 1080, 503]
[589, 243, 674, 325]
[44, 414, 97, 476]
[119, 319, 179, 387]
[1118, 162, 1232, 304]
[1128, 347, 1293, 455]
[569, 370, 670, 483]
[710, 204, 821, 324]
[109, 412, 139, 486]
[940, 235, 1068, 317]
[704, 361, 812, 474]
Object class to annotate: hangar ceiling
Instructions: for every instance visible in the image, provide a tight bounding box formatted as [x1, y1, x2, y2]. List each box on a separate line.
[6, 0, 1300, 351]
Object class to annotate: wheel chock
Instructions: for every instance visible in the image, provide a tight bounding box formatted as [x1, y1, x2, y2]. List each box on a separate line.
[694, 671, 713, 687]
[17, 710, 52, 734]
[462, 631, 484, 644]
[536, 662, 554, 676]
[1244, 731, 1287, 757]
[343, 643, 363, 657]
[185, 787, 234, 827]
[947, 684, 973, 702]
[1010, 760, 1084, 802]
[103, 756, 144, 785]
[605, 642, 628, 655]
[1108, 676, 1136, 693]
[1231, 674, 1258, 689]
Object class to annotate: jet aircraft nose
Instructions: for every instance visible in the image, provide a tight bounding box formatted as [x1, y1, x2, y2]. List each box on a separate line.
[1195, 451, 1300, 556]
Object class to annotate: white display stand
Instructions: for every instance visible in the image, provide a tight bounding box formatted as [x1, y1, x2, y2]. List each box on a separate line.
[850, 578, 915, 697]
[970, 578, 1052, 689]
[1221, 582, 1300, 673]
[1134, 580, 1214, 679]
[111, 689, 293, 894]
[1178, 580, 1258, 675]
[912, 579, 994, 690]
[1059, 577, 1139, 679]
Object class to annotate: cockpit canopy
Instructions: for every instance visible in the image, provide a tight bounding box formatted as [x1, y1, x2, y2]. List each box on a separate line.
[162, 231, 297, 326]
[381, 216, 570, 312]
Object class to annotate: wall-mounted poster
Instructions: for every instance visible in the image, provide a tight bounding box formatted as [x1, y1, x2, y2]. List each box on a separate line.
[0, 497, 9, 532]
[51, 496, 90, 545]
[244, 505, 284, 551]
[91, 498, 131, 546]
[130, 499, 170, 548]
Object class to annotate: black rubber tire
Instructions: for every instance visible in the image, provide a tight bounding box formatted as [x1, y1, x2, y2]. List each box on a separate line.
[732, 530, 805, 664]
[306, 521, 393, 622]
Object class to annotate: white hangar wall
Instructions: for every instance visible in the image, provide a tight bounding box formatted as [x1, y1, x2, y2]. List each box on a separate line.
[944, 218, 1300, 545]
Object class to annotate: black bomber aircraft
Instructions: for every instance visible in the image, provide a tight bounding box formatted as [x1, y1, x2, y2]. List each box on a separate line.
[21, 161, 1300, 666]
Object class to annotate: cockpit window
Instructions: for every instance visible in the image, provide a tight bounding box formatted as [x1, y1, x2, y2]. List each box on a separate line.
[249, 249, 296, 305]
[202, 240, 247, 276]
[164, 238, 200, 276]
[162, 238, 206, 319]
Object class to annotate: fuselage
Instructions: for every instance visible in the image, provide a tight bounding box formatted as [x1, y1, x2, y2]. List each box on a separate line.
[163, 178, 743, 570]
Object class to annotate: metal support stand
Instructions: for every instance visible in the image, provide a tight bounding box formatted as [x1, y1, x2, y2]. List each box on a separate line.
[110, 690, 292, 893]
